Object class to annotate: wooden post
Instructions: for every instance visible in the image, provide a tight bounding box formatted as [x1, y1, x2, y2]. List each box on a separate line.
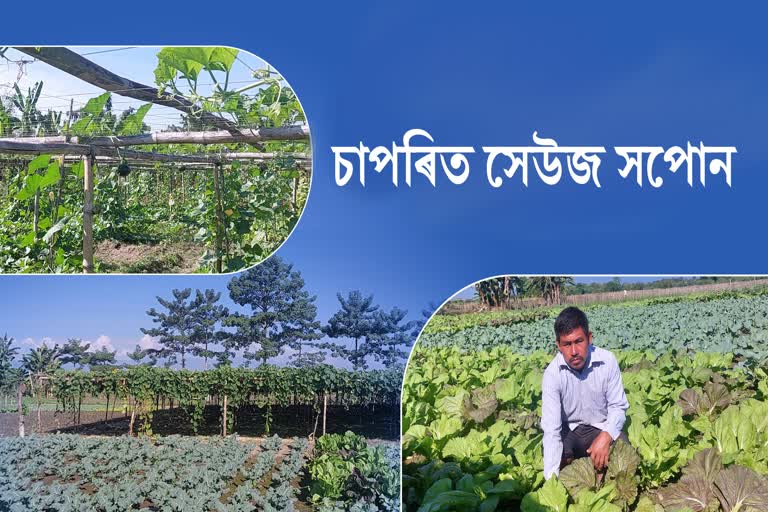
[322, 392, 327, 436]
[128, 397, 136, 436]
[17, 382, 25, 438]
[222, 394, 228, 437]
[33, 189, 40, 234]
[212, 164, 224, 273]
[82, 155, 94, 273]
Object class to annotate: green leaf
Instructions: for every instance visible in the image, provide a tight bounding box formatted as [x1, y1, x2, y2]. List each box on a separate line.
[442, 437, 474, 461]
[521, 477, 569, 512]
[39, 161, 61, 189]
[16, 174, 42, 200]
[18, 230, 37, 247]
[420, 478, 453, 507]
[71, 160, 84, 178]
[429, 416, 463, 441]
[155, 47, 206, 81]
[479, 496, 500, 512]
[494, 377, 521, 403]
[208, 47, 238, 72]
[82, 92, 111, 116]
[28, 154, 51, 172]
[118, 103, 152, 135]
[43, 216, 68, 243]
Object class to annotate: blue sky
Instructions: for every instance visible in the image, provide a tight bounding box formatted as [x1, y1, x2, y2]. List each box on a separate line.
[0, 263, 431, 369]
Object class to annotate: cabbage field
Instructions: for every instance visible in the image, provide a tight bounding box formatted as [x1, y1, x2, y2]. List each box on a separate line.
[403, 290, 768, 511]
[0, 431, 398, 512]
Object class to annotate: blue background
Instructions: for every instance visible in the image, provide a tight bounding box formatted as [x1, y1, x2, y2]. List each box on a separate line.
[4, 3, 766, 322]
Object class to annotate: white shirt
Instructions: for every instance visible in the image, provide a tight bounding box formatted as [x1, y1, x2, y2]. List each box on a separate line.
[540, 345, 629, 479]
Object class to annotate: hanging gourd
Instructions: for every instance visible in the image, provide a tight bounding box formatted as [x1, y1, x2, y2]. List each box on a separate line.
[117, 159, 131, 177]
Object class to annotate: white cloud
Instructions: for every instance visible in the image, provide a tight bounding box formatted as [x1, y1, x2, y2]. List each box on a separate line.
[139, 334, 161, 351]
[91, 335, 115, 352]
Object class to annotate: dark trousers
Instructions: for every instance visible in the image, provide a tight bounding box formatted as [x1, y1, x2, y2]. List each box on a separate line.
[559, 424, 630, 469]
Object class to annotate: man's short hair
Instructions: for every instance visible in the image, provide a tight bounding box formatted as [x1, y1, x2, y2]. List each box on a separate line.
[554, 306, 589, 341]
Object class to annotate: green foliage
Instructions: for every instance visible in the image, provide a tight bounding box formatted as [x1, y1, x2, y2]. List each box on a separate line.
[225, 255, 322, 366]
[45, 365, 399, 435]
[322, 291, 415, 370]
[310, 432, 399, 510]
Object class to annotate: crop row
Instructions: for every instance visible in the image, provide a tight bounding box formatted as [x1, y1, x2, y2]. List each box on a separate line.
[402, 347, 768, 511]
[0, 432, 398, 512]
[420, 293, 768, 360]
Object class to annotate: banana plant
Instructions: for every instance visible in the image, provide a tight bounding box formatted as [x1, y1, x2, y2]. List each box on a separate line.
[11, 81, 43, 136]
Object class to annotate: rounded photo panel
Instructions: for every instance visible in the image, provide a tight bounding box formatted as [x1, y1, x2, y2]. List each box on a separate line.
[0, 46, 311, 274]
[402, 275, 768, 512]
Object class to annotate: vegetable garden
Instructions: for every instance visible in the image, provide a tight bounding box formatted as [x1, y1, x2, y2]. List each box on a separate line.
[1, 366, 400, 511]
[0, 46, 310, 273]
[403, 287, 768, 511]
[0, 431, 399, 511]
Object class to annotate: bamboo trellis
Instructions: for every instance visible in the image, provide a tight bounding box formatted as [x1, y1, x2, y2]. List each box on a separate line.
[0, 48, 312, 273]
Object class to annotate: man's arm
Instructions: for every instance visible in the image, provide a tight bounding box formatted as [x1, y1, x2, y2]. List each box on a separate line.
[541, 368, 562, 480]
[587, 353, 629, 470]
[603, 353, 629, 440]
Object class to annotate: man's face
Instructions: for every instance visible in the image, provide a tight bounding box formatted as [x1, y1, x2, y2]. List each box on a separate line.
[556, 326, 592, 370]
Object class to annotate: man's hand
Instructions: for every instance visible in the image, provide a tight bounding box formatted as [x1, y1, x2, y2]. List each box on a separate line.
[586, 431, 612, 471]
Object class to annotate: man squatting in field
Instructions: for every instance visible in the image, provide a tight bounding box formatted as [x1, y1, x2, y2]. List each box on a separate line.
[541, 306, 630, 479]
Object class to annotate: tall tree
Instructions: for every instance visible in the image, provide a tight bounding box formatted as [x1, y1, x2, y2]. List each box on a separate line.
[367, 307, 415, 367]
[475, 277, 528, 308]
[87, 346, 117, 368]
[322, 291, 384, 370]
[189, 289, 229, 370]
[225, 256, 321, 366]
[528, 276, 575, 305]
[140, 288, 198, 369]
[59, 338, 91, 368]
[126, 344, 149, 366]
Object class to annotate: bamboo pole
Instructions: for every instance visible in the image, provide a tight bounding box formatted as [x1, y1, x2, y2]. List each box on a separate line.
[14, 47, 242, 133]
[212, 164, 224, 273]
[0, 126, 308, 147]
[291, 176, 299, 213]
[322, 392, 327, 436]
[17, 383, 25, 438]
[222, 395, 228, 437]
[33, 189, 40, 234]
[82, 155, 94, 273]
